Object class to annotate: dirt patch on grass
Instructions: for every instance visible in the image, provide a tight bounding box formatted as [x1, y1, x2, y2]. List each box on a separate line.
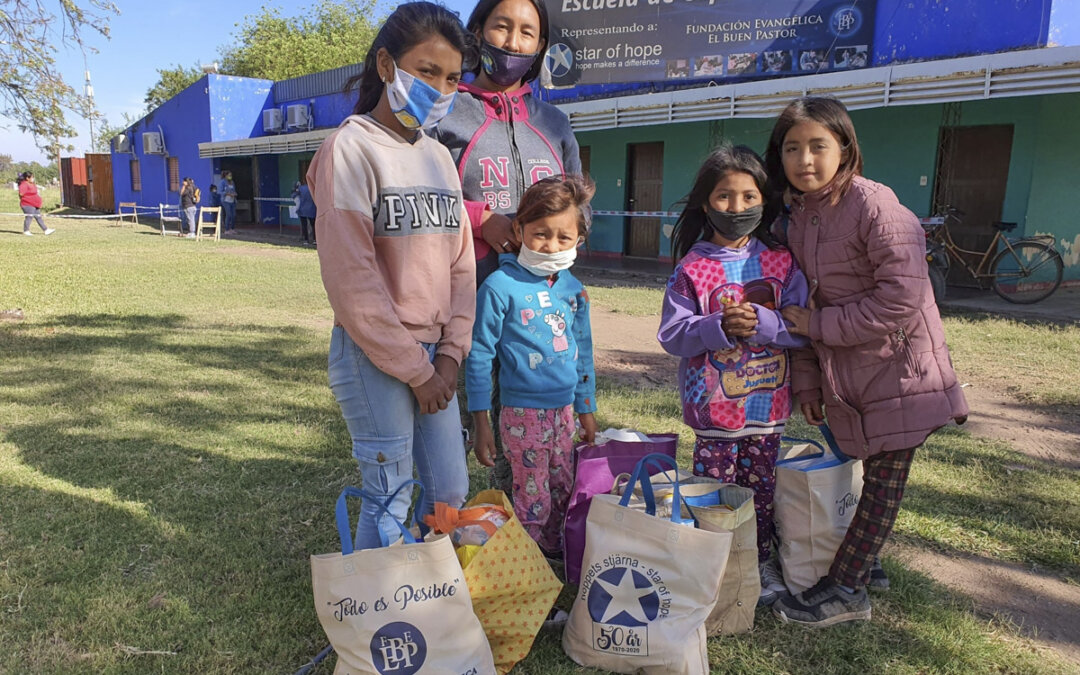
[590, 306, 676, 389]
[957, 384, 1080, 470]
[888, 541, 1080, 664]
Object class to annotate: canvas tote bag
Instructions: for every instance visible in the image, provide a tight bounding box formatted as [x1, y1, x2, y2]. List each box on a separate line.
[680, 481, 758, 635]
[562, 454, 732, 675]
[773, 426, 864, 593]
[563, 432, 678, 584]
[311, 483, 496, 674]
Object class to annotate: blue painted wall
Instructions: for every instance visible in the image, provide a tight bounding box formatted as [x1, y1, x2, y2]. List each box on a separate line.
[208, 74, 274, 142]
[111, 76, 215, 211]
[873, 0, 1052, 65]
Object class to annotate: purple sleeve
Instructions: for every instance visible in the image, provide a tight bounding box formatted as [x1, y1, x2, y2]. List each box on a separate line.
[657, 269, 733, 357]
[748, 265, 810, 349]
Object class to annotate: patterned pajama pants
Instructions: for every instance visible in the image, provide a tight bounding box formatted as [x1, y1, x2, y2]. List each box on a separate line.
[498, 405, 576, 553]
[829, 447, 916, 589]
[693, 433, 781, 563]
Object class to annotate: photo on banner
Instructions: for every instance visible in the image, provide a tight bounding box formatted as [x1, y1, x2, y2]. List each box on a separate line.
[541, 0, 877, 87]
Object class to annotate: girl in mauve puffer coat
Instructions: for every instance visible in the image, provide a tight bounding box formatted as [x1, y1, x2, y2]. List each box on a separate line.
[764, 96, 968, 628]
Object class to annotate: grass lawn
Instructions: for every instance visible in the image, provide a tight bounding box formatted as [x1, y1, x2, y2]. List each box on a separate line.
[1, 220, 1077, 674]
[1, 184, 62, 215]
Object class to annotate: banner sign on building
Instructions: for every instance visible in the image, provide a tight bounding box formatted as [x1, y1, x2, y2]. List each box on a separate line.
[541, 0, 877, 87]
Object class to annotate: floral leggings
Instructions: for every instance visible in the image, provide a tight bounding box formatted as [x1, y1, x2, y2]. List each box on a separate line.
[498, 405, 576, 553]
[693, 433, 781, 562]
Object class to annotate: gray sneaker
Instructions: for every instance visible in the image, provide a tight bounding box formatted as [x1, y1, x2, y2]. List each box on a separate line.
[758, 558, 788, 606]
[773, 577, 871, 627]
[868, 556, 890, 591]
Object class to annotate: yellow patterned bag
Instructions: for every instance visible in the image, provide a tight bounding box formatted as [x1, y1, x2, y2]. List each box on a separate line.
[457, 490, 563, 674]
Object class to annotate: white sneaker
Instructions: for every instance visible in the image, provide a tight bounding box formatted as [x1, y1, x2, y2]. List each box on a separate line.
[43, 228, 56, 235]
[23, 231, 33, 236]
[185, 233, 196, 238]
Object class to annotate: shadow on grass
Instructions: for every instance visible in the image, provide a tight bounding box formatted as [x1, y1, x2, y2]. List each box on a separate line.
[0, 313, 357, 670]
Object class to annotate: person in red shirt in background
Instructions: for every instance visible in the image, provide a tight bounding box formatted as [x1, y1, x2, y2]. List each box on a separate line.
[18, 171, 54, 236]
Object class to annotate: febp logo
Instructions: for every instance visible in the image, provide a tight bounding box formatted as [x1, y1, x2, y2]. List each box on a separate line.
[586, 565, 661, 655]
[545, 43, 574, 79]
[370, 621, 426, 675]
[830, 6, 863, 38]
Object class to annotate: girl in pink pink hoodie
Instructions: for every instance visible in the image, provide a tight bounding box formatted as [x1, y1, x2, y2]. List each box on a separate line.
[765, 97, 968, 628]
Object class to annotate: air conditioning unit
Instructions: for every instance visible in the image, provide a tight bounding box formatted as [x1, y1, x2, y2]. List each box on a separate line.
[142, 131, 164, 154]
[263, 108, 283, 132]
[286, 104, 310, 129]
[113, 135, 131, 153]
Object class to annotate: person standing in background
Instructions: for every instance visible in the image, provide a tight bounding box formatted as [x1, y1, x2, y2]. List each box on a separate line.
[18, 172, 54, 236]
[293, 178, 317, 246]
[219, 171, 237, 233]
[180, 177, 198, 238]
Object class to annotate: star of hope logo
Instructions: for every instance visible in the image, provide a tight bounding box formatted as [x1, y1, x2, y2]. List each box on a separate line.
[580, 554, 673, 655]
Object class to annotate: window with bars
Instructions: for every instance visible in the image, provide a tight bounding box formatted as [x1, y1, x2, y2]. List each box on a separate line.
[168, 157, 180, 192]
[130, 160, 141, 191]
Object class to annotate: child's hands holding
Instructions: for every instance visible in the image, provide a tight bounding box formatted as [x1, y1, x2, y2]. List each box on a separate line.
[577, 412, 597, 444]
[780, 306, 812, 336]
[722, 302, 758, 338]
[471, 411, 496, 467]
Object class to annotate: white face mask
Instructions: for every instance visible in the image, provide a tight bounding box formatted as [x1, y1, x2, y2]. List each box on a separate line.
[385, 61, 456, 130]
[517, 242, 579, 276]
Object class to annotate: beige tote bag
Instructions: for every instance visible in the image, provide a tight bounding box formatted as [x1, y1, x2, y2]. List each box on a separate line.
[562, 454, 732, 674]
[311, 485, 496, 675]
[682, 482, 758, 636]
[774, 434, 863, 593]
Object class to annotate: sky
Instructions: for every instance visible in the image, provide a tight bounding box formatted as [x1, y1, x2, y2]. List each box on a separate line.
[0, 0, 476, 164]
[4, 0, 1080, 165]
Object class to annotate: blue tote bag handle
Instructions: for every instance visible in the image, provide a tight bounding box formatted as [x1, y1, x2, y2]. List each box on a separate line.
[619, 452, 685, 523]
[782, 423, 852, 463]
[334, 480, 427, 555]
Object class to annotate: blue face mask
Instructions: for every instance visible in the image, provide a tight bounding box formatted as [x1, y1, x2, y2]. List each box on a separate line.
[385, 61, 456, 130]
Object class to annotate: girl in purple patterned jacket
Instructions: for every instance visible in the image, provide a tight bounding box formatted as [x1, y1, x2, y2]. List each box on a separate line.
[658, 145, 809, 607]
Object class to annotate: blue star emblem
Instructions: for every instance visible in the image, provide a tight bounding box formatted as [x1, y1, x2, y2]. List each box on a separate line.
[545, 43, 574, 79]
[587, 567, 660, 626]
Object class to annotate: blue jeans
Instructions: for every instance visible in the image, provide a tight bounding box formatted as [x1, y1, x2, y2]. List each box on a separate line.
[222, 201, 236, 230]
[327, 325, 469, 549]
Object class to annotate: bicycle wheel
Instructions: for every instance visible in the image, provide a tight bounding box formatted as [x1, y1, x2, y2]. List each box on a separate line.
[928, 265, 947, 304]
[990, 241, 1063, 304]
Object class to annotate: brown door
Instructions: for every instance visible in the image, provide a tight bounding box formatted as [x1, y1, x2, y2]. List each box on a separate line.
[579, 146, 591, 179]
[626, 142, 663, 258]
[932, 124, 1014, 285]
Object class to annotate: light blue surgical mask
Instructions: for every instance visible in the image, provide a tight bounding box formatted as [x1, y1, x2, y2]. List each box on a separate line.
[385, 61, 456, 130]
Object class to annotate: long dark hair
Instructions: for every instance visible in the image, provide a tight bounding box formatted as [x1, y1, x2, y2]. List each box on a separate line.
[466, 0, 548, 84]
[345, 2, 477, 115]
[765, 96, 863, 204]
[671, 144, 779, 262]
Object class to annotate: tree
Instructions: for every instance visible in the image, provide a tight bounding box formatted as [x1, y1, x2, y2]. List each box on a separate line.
[0, 1, 118, 154]
[92, 112, 138, 153]
[143, 64, 203, 113]
[219, 0, 382, 81]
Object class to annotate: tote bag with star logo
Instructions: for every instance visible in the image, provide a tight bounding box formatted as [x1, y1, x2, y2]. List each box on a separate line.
[562, 454, 733, 674]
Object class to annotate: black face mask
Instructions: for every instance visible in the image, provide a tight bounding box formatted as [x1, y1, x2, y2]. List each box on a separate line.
[705, 204, 763, 241]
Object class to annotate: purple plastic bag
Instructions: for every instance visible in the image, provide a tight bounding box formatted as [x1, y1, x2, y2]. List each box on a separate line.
[562, 433, 678, 584]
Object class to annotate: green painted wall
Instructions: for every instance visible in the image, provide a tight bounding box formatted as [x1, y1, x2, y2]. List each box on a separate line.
[1024, 93, 1080, 276]
[576, 94, 1078, 281]
[276, 151, 315, 225]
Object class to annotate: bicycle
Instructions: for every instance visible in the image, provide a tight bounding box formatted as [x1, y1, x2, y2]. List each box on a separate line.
[922, 206, 1063, 304]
